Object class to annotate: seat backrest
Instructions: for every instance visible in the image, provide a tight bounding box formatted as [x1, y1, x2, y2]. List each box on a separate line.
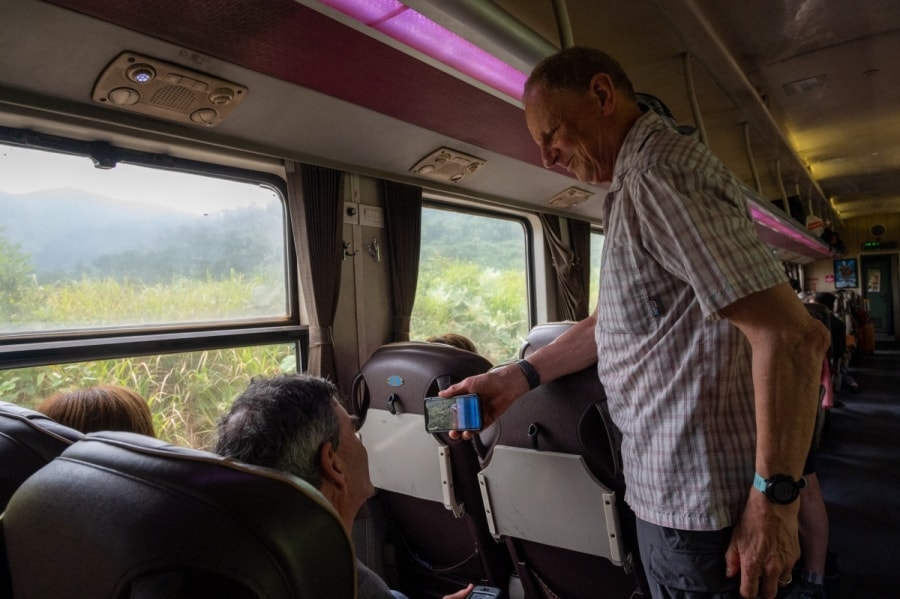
[0, 401, 84, 511]
[476, 322, 647, 599]
[0, 401, 84, 598]
[4, 431, 356, 599]
[352, 342, 510, 595]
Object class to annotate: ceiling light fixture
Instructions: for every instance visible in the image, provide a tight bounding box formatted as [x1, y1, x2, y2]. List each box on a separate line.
[317, 0, 527, 100]
[410, 147, 485, 183]
[93, 52, 248, 127]
[782, 74, 827, 96]
[547, 187, 594, 208]
[125, 63, 157, 85]
[748, 204, 832, 257]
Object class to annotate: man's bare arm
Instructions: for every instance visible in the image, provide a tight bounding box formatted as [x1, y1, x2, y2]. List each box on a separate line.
[720, 282, 830, 599]
[442, 309, 600, 438]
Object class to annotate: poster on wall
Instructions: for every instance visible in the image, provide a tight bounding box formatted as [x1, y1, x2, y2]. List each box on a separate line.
[834, 258, 858, 289]
[867, 271, 881, 293]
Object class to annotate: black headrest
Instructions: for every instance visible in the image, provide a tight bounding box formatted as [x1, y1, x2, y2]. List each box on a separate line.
[4, 431, 356, 599]
[352, 341, 492, 418]
[0, 401, 83, 511]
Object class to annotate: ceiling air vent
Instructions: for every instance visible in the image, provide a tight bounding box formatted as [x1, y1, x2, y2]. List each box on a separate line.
[547, 187, 594, 208]
[410, 147, 485, 183]
[92, 52, 247, 127]
[782, 74, 827, 96]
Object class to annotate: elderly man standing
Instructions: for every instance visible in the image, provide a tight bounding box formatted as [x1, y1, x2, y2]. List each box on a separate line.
[443, 47, 830, 599]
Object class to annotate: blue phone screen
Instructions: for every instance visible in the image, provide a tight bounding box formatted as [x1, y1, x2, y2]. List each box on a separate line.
[454, 395, 481, 430]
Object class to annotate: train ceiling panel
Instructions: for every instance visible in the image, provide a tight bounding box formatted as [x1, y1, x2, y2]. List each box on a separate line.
[10, 0, 897, 260]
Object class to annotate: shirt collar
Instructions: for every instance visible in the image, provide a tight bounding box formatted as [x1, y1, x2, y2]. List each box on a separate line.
[608, 110, 667, 194]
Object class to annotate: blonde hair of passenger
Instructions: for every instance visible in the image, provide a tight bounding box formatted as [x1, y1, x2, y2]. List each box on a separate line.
[38, 385, 156, 437]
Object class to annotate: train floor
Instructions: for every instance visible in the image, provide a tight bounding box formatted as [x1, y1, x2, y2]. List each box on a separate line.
[815, 337, 900, 599]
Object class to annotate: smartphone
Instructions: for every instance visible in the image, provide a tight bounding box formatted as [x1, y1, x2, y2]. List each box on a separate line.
[467, 586, 502, 599]
[423, 394, 483, 433]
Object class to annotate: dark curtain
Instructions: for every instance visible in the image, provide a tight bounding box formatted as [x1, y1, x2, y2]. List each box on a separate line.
[570, 218, 592, 314]
[540, 213, 591, 321]
[380, 180, 422, 341]
[287, 162, 343, 380]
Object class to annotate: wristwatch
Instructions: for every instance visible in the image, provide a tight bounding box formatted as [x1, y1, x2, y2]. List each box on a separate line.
[753, 472, 807, 504]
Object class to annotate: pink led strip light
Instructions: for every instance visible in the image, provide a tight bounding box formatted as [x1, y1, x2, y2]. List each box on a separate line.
[319, 0, 528, 100]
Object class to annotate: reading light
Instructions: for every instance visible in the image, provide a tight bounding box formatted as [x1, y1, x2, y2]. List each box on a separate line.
[126, 63, 156, 84]
[209, 88, 235, 105]
[107, 87, 141, 106]
[190, 108, 219, 126]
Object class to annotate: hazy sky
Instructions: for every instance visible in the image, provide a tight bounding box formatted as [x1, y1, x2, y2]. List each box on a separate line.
[0, 143, 278, 215]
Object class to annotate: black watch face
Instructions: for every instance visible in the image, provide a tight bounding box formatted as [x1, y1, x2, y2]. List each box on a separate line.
[769, 479, 800, 504]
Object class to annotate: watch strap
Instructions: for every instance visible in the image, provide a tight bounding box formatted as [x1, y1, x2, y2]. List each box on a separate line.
[753, 471, 807, 503]
[516, 359, 540, 390]
[752, 472, 768, 495]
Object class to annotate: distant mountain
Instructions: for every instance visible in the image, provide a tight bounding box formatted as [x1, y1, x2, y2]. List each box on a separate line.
[1, 188, 198, 277]
[0, 189, 282, 282]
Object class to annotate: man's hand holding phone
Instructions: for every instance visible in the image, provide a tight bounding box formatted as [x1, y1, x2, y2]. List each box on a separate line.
[437, 363, 532, 440]
[423, 394, 484, 433]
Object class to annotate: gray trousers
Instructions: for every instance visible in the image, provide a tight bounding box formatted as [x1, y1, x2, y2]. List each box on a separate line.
[636, 519, 743, 598]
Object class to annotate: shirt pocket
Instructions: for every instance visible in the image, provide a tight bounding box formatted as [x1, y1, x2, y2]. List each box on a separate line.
[597, 245, 656, 335]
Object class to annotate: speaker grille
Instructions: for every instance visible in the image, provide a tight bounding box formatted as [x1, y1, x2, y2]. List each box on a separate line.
[149, 85, 197, 111]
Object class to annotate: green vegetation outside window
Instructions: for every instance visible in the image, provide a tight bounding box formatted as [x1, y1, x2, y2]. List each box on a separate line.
[589, 229, 605, 313]
[0, 142, 296, 449]
[411, 205, 529, 365]
[0, 143, 287, 335]
[3, 345, 295, 450]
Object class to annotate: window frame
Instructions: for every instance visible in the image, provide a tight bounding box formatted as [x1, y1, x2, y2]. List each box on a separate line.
[418, 195, 541, 340]
[0, 126, 307, 372]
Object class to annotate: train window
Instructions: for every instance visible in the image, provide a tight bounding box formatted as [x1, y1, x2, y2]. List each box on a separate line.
[1, 139, 302, 449]
[3, 344, 295, 449]
[0, 143, 287, 336]
[589, 229, 605, 313]
[412, 205, 529, 364]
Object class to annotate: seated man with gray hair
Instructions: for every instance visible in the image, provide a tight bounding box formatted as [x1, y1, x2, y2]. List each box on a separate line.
[215, 374, 473, 599]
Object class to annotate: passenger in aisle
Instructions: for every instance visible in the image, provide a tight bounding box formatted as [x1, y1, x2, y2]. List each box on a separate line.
[812, 292, 860, 395]
[776, 295, 841, 599]
[444, 46, 830, 599]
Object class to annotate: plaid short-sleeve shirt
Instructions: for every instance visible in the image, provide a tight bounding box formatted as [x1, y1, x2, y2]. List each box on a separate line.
[596, 111, 786, 530]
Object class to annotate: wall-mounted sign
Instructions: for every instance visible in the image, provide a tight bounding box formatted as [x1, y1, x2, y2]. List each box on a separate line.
[834, 258, 858, 289]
